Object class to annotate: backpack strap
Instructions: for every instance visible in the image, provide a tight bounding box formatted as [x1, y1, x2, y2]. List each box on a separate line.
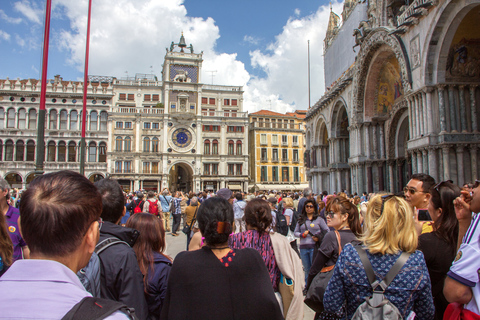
[61, 296, 136, 320]
[95, 237, 130, 255]
[355, 245, 411, 292]
[320, 230, 342, 273]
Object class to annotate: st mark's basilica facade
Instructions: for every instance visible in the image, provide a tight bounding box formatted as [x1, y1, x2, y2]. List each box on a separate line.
[305, 0, 480, 194]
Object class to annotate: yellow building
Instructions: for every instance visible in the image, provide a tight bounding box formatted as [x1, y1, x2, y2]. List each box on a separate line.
[248, 110, 308, 192]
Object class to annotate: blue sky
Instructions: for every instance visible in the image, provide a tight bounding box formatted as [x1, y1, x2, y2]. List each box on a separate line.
[0, 0, 344, 112]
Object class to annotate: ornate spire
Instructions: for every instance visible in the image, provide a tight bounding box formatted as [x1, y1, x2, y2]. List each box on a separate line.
[324, 9, 341, 52]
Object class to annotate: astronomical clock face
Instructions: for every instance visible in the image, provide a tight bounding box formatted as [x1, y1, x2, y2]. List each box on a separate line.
[168, 127, 196, 153]
[172, 128, 192, 148]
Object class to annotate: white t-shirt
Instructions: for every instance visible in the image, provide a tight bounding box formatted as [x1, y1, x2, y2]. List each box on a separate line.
[448, 212, 480, 315]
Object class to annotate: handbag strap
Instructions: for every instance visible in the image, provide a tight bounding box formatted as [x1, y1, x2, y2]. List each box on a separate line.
[354, 245, 411, 291]
[320, 230, 342, 273]
[189, 206, 198, 228]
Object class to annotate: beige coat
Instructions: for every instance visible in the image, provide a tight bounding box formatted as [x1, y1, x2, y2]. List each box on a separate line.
[270, 232, 304, 320]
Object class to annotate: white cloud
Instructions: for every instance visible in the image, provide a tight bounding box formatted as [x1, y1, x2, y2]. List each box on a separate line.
[14, 0, 42, 24]
[0, 9, 23, 24]
[15, 34, 26, 47]
[245, 1, 344, 113]
[53, 0, 343, 114]
[243, 35, 261, 46]
[0, 30, 11, 41]
[294, 8, 301, 16]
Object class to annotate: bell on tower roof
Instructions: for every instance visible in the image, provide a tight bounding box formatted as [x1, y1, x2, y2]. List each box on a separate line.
[167, 33, 194, 53]
[178, 33, 187, 52]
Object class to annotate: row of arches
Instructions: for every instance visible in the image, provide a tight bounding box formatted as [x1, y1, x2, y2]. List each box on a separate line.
[204, 139, 242, 155]
[0, 139, 107, 163]
[0, 107, 107, 131]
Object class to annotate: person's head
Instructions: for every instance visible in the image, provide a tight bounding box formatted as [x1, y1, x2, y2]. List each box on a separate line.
[94, 178, 126, 224]
[428, 180, 460, 248]
[190, 196, 198, 206]
[137, 191, 144, 199]
[197, 197, 233, 246]
[404, 173, 435, 209]
[267, 197, 277, 210]
[216, 188, 233, 204]
[283, 197, 294, 209]
[162, 189, 169, 196]
[126, 213, 170, 281]
[361, 194, 417, 255]
[147, 191, 155, 199]
[337, 192, 347, 199]
[470, 180, 480, 213]
[301, 199, 318, 220]
[354, 196, 361, 205]
[235, 192, 243, 201]
[318, 200, 326, 212]
[20, 171, 102, 271]
[303, 188, 313, 199]
[0, 178, 11, 204]
[325, 196, 361, 235]
[244, 198, 273, 233]
[0, 207, 13, 268]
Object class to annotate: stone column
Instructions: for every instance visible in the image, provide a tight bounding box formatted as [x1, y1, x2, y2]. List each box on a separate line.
[379, 122, 385, 159]
[364, 123, 371, 159]
[417, 150, 423, 173]
[412, 151, 418, 174]
[471, 146, 478, 181]
[422, 149, 428, 175]
[456, 146, 465, 187]
[418, 94, 425, 136]
[458, 85, 467, 132]
[424, 87, 435, 135]
[438, 85, 447, 133]
[414, 95, 420, 137]
[388, 160, 395, 192]
[407, 154, 412, 178]
[357, 164, 364, 194]
[428, 147, 438, 182]
[448, 85, 458, 132]
[372, 124, 378, 159]
[438, 148, 444, 181]
[378, 162, 385, 191]
[442, 146, 450, 180]
[397, 159, 405, 192]
[408, 97, 414, 139]
[367, 163, 373, 193]
[470, 85, 478, 132]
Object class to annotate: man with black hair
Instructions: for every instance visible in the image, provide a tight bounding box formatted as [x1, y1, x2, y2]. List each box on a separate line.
[94, 178, 148, 320]
[404, 173, 436, 210]
[0, 171, 128, 319]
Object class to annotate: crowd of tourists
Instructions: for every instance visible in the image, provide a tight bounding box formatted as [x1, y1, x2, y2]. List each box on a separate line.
[0, 171, 479, 320]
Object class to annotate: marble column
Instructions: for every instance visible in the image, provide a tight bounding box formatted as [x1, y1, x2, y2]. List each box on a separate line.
[428, 147, 438, 182]
[365, 123, 371, 159]
[424, 87, 435, 135]
[379, 162, 385, 191]
[408, 97, 414, 139]
[422, 149, 428, 175]
[438, 148, 444, 181]
[367, 164, 373, 194]
[456, 146, 465, 187]
[407, 155, 412, 179]
[358, 164, 364, 193]
[417, 151, 423, 173]
[414, 95, 420, 137]
[418, 94, 425, 136]
[388, 161, 395, 192]
[438, 85, 447, 132]
[471, 146, 478, 181]
[412, 151, 418, 174]
[442, 147, 450, 180]
[448, 85, 458, 132]
[379, 123, 385, 159]
[397, 159, 405, 192]
[470, 85, 478, 132]
[372, 124, 378, 159]
[458, 85, 467, 132]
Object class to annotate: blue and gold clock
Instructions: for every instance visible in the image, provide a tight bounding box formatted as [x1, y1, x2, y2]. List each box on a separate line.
[172, 128, 192, 148]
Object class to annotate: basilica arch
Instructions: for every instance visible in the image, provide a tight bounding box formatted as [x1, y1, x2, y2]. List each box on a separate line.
[330, 100, 351, 192]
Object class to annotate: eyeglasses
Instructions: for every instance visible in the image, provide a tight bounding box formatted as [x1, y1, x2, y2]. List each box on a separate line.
[305, 205, 315, 209]
[380, 194, 396, 216]
[403, 187, 425, 195]
[97, 217, 103, 231]
[326, 211, 336, 218]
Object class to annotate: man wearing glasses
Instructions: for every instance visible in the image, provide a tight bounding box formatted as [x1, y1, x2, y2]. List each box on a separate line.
[444, 179, 480, 316]
[404, 173, 436, 211]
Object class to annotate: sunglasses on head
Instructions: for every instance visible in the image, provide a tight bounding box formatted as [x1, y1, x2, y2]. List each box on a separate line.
[403, 187, 424, 195]
[434, 180, 453, 193]
[380, 194, 397, 216]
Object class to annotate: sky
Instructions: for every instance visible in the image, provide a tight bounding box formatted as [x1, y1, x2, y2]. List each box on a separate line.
[0, 0, 344, 113]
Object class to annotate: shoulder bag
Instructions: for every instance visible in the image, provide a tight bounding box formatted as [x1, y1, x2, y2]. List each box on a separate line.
[182, 206, 198, 235]
[304, 230, 341, 313]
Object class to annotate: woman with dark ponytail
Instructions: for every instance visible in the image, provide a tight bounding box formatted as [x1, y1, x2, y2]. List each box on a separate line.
[160, 197, 283, 320]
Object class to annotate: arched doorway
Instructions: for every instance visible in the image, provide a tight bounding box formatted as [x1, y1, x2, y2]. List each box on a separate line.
[89, 173, 104, 183]
[169, 162, 193, 192]
[25, 172, 36, 187]
[4, 172, 23, 189]
[330, 102, 350, 192]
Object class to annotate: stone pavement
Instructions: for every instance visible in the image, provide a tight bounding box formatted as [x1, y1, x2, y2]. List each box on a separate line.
[164, 230, 316, 320]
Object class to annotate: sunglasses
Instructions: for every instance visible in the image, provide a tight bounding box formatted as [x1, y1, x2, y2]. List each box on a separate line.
[434, 180, 453, 193]
[403, 187, 425, 195]
[380, 194, 396, 216]
[326, 211, 336, 218]
[305, 205, 315, 209]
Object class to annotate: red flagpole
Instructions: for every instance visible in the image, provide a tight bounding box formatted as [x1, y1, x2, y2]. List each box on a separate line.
[35, 0, 52, 176]
[80, 0, 93, 175]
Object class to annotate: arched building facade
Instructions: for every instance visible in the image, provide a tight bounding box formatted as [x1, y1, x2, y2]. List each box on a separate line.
[305, 0, 480, 194]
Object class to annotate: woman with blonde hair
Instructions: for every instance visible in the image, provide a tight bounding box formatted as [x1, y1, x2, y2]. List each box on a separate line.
[323, 194, 434, 320]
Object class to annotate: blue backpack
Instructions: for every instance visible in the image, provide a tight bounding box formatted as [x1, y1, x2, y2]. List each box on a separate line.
[77, 237, 129, 297]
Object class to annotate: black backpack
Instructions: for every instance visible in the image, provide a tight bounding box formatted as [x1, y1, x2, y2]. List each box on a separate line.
[290, 208, 299, 232]
[275, 209, 289, 236]
[61, 296, 137, 320]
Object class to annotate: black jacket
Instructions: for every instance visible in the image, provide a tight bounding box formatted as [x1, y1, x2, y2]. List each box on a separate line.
[146, 252, 172, 320]
[98, 221, 148, 320]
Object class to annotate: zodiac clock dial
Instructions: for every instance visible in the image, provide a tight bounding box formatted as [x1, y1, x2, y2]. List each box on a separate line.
[172, 128, 192, 148]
